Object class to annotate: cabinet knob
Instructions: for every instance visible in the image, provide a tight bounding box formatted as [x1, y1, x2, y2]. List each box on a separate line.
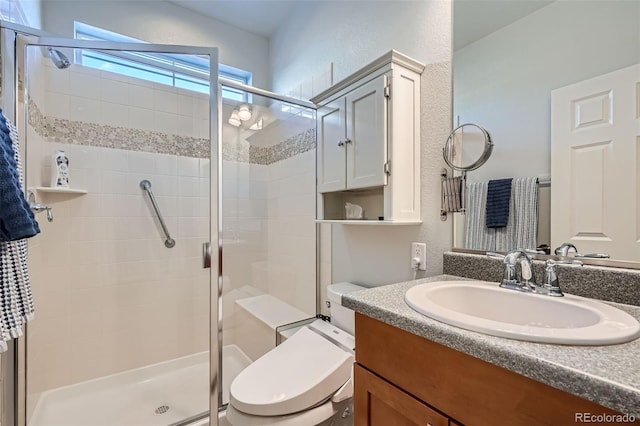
[344, 138, 352, 144]
[338, 140, 345, 147]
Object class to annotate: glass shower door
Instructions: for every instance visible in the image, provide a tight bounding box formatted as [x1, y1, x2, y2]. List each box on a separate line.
[218, 84, 318, 408]
[16, 35, 219, 426]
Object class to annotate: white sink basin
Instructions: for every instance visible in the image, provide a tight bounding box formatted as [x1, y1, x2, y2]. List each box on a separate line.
[404, 281, 640, 345]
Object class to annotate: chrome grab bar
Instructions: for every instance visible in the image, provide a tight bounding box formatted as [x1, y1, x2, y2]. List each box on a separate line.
[140, 180, 175, 248]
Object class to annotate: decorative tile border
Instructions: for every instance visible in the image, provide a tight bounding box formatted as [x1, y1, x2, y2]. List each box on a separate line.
[28, 98, 315, 164]
[250, 127, 316, 165]
[28, 98, 210, 158]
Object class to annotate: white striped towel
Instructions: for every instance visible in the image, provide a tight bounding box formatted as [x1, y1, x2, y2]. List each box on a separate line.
[465, 177, 539, 252]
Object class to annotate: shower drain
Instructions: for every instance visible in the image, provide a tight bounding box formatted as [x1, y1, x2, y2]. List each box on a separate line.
[155, 405, 170, 415]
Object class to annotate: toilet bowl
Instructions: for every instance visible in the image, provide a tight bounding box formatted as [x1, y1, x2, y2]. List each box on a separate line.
[227, 283, 365, 426]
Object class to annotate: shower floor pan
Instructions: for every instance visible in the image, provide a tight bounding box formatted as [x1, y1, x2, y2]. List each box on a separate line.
[29, 345, 251, 426]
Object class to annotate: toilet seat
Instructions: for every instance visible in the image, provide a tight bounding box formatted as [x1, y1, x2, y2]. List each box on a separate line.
[229, 324, 354, 417]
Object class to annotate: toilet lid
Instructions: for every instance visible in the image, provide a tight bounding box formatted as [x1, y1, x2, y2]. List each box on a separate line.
[230, 326, 353, 416]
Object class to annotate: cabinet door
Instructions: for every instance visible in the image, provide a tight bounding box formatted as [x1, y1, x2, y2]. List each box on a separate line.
[317, 99, 347, 193]
[354, 364, 448, 426]
[346, 75, 388, 190]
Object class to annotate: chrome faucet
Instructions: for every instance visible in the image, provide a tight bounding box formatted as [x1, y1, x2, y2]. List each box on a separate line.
[488, 249, 583, 297]
[487, 249, 536, 292]
[554, 242, 609, 259]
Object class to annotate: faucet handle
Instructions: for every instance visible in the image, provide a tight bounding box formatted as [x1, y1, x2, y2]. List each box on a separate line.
[547, 259, 583, 267]
[541, 259, 583, 297]
[524, 248, 546, 255]
[575, 253, 610, 259]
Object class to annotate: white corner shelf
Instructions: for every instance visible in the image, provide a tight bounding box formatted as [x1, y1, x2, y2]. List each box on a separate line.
[35, 186, 88, 195]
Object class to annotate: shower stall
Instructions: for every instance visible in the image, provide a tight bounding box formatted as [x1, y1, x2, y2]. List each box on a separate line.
[0, 20, 318, 426]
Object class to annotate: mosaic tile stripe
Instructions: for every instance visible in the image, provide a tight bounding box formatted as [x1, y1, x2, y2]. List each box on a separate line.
[28, 98, 210, 158]
[249, 128, 316, 165]
[29, 98, 315, 164]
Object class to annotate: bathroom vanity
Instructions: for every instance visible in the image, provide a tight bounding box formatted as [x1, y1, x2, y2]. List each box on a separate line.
[344, 275, 640, 425]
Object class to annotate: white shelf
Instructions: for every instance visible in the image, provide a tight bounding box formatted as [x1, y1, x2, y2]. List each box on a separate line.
[315, 220, 422, 225]
[35, 186, 88, 194]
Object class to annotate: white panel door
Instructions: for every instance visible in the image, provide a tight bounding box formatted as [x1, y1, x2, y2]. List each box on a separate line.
[317, 99, 347, 193]
[551, 64, 640, 260]
[345, 75, 387, 190]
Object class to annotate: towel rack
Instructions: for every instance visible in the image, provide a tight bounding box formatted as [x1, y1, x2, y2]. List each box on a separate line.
[140, 180, 175, 248]
[441, 123, 493, 221]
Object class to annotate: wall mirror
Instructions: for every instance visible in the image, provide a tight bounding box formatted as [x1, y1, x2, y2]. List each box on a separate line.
[452, 0, 639, 264]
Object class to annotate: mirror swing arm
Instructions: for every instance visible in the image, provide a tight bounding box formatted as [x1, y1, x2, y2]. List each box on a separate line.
[440, 123, 493, 221]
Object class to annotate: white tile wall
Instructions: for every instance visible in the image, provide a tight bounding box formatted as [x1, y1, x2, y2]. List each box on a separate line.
[26, 140, 210, 393]
[40, 60, 209, 138]
[267, 150, 316, 316]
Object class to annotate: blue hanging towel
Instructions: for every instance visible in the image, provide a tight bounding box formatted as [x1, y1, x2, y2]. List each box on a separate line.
[486, 178, 512, 228]
[0, 110, 40, 241]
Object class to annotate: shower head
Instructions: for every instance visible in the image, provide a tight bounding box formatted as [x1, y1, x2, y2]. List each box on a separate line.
[47, 47, 71, 69]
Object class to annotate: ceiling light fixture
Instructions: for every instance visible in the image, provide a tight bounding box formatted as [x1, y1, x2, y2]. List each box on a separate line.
[238, 104, 252, 121]
[228, 110, 241, 127]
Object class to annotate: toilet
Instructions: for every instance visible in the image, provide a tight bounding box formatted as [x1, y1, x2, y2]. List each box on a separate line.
[226, 282, 365, 426]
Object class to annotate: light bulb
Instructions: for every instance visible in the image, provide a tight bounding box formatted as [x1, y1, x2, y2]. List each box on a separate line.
[228, 110, 241, 127]
[238, 104, 252, 121]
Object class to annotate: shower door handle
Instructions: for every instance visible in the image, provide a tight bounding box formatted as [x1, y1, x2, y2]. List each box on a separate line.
[203, 242, 212, 269]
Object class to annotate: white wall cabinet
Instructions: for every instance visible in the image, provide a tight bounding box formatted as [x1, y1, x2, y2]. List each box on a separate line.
[312, 50, 424, 224]
[318, 75, 388, 193]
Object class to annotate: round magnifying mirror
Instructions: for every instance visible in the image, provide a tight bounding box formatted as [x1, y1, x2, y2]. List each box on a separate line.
[443, 123, 493, 171]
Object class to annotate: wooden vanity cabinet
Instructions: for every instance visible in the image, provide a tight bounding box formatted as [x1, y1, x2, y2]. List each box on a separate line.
[354, 313, 623, 426]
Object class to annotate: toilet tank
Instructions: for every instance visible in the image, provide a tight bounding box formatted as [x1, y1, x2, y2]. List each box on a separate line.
[327, 282, 366, 335]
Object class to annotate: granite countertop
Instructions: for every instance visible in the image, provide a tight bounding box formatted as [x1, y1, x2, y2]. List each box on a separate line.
[343, 274, 640, 416]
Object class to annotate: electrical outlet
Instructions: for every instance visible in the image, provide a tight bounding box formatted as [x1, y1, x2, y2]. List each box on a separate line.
[411, 242, 426, 271]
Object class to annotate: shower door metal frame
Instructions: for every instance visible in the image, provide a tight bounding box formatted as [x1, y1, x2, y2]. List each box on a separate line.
[3, 25, 221, 426]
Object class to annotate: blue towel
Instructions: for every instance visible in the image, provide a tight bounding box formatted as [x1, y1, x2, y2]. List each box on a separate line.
[486, 178, 512, 228]
[0, 110, 40, 241]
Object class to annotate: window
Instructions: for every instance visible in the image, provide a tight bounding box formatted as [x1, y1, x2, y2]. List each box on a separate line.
[0, 0, 27, 24]
[74, 22, 251, 100]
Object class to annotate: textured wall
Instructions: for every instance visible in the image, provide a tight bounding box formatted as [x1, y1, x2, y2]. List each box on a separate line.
[271, 0, 454, 289]
[41, 0, 271, 90]
[454, 1, 639, 182]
